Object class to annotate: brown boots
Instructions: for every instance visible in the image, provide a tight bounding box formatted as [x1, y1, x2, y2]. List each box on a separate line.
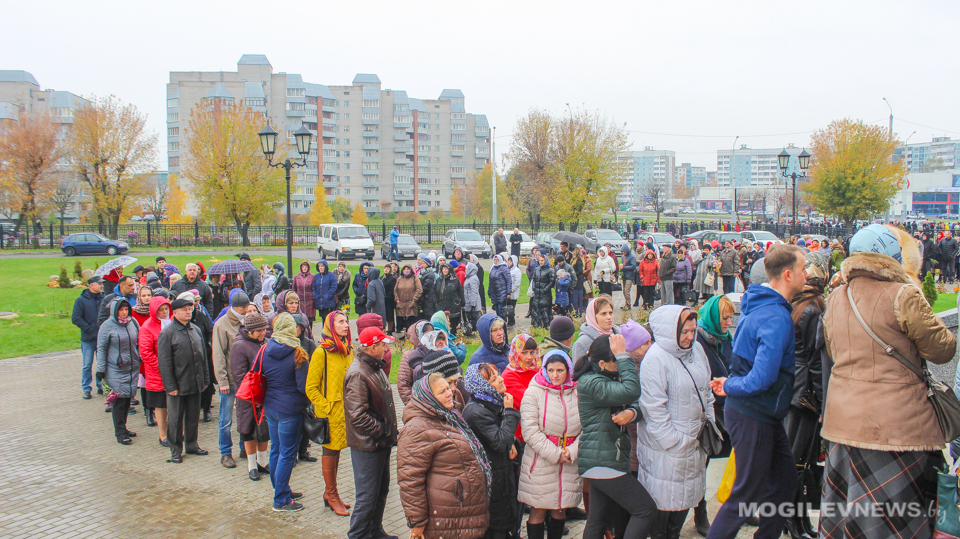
[322, 454, 350, 516]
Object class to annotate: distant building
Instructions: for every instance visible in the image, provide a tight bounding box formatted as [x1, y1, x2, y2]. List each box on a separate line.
[716, 143, 807, 187]
[617, 148, 677, 206]
[898, 137, 960, 173]
[166, 55, 490, 216]
[675, 162, 707, 189]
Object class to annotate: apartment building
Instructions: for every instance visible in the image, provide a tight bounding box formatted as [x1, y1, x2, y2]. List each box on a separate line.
[166, 55, 490, 216]
[898, 137, 960, 173]
[617, 148, 677, 205]
[675, 162, 707, 189]
[716, 143, 807, 187]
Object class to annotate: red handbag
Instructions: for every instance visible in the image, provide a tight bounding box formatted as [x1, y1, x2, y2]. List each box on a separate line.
[235, 344, 267, 422]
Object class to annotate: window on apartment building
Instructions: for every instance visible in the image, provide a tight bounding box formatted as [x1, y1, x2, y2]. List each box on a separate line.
[434, 113, 440, 119]
[362, 99, 379, 107]
[434, 124, 441, 130]
[343, 100, 349, 105]
[168, 113, 179, 122]
[451, 144, 465, 152]
[169, 156, 179, 167]
[287, 88, 305, 97]
[344, 164, 350, 170]
[168, 142, 179, 152]
[343, 113, 349, 119]
[245, 98, 265, 107]
[363, 112, 380, 120]
[344, 139, 350, 145]
[435, 190, 440, 195]
[451, 134, 465, 142]
[451, 165, 466, 174]
[287, 102, 306, 111]
[168, 127, 179, 137]
[451, 113, 465, 120]
[435, 201, 440, 207]
[418, 122, 429, 130]
[167, 98, 178, 108]
[363, 163, 378, 170]
[343, 151, 350, 157]
[434, 135, 440, 141]
[435, 167, 440, 173]
[342, 125, 350, 132]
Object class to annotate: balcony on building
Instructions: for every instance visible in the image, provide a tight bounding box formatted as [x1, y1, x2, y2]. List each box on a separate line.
[363, 130, 380, 138]
[362, 118, 380, 126]
[362, 194, 380, 201]
[475, 128, 489, 138]
[362, 156, 380, 163]
[394, 192, 414, 201]
[394, 144, 411, 153]
[363, 169, 379, 176]
[451, 149, 465, 157]
[362, 180, 379, 188]
[323, 179, 339, 188]
[451, 172, 467, 179]
[451, 125, 466, 134]
[323, 156, 336, 163]
[394, 120, 412, 129]
[362, 143, 380, 151]
[394, 133, 410, 141]
[394, 157, 411, 165]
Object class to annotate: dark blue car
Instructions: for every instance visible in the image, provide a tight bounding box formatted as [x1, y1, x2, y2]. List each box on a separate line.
[61, 233, 129, 256]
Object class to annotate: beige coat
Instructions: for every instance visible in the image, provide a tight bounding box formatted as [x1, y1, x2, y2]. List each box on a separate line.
[211, 307, 243, 387]
[394, 269, 423, 318]
[823, 249, 956, 452]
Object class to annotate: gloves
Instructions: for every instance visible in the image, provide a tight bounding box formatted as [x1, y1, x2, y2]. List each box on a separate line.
[96, 372, 105, 381]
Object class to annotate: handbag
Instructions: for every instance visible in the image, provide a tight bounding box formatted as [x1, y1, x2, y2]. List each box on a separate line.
[936, 459, 960, 538]
[846, 284, 960, 443]
[703, 271, 716, 288]
[501, 304, 516, 319]
[235, 343, 267, 424]
[676, 356, 724, 456]
[302, 349, 332, 445]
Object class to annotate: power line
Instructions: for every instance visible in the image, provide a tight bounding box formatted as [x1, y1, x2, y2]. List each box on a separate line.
[897, 118, 960, 137]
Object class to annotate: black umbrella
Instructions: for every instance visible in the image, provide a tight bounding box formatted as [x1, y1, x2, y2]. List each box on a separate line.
[551, 231, 587, 246]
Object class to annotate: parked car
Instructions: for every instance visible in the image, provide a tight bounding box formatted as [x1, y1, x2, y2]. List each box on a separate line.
[442, 228, 491, 259]
[534, 232, 562, 255]
[380, 233, 422, 260]
[682, 229, 713, 243]
[638, 231, 678, 246]
[61, 233, 129, 256]
[583, 229, 630, 255]
[699, 231, 746, 247]
[740, 230, 783, 251]
[317, 223, 375, 260]
[489, 231, 536, 257]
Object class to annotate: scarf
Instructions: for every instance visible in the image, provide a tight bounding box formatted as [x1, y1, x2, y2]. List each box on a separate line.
[507, 333, 540, 372]
[271, 313, 308, 366]
[412, 376, 492, 492]
[430, 311, 455, 341]
[464, 364, 503, 406]
[133, 294, 151, 316]
[697, 295, 732, 342]
[254, 292, 274, 315]
[319, 310, 352, 356]
[117, 316, 132, 325]
[420, 330, 445, 351]
[584, 298, 614, 336]
[534, 349, 576, 390]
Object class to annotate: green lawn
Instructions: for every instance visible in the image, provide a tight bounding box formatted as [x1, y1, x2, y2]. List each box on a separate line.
[933, 293, 958, 313]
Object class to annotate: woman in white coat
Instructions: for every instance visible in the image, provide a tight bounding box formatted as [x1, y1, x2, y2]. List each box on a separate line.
[507, 255, 522, 326]
[518, 349, 582, 539]
[593, 246, 617, 297]
[636, 305, 714, 539]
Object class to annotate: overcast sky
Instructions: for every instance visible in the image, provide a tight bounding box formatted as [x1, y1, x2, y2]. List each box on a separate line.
[3, 0, 957, 171]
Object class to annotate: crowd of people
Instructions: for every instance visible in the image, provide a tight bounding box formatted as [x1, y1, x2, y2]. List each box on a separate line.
[67, 220, 960, 539]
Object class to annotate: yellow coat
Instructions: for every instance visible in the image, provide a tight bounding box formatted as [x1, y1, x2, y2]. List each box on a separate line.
[306, 345, 354, 451]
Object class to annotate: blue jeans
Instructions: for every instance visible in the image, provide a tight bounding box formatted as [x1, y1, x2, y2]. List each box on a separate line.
[265, 407, 302, 507]
[80, 340, 101, 393]
[493, 302, 504, 319]
[388, 243, 399, 261]
[218, 387, 236, 456]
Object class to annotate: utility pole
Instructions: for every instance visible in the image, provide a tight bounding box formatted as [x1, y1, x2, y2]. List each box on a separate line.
[731, 136, 739, 225]
[883, 97, 893, 137]
[491, 126, 497, 223]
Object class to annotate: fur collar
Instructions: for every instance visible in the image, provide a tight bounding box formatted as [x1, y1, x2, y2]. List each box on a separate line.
[840, 252, 916, 286]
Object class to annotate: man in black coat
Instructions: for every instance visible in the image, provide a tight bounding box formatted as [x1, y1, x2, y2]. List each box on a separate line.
[157, 297, 210, 462]
[238, 253, 262, 297]
[494, 228, 508, 256]
[921, 232, 937, 281]
[72, 276, 104, 399]
[171, 263, 214, 315]
[939, 231, 958, 282]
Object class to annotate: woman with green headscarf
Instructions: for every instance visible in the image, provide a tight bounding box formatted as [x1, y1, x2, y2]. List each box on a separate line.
[430, 311, 466, 363]
[691, 294, 735, 535]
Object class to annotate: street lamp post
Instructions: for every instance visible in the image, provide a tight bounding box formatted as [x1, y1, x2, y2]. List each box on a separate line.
[778, 148, 811, 237]
[258, 123, 313, 276]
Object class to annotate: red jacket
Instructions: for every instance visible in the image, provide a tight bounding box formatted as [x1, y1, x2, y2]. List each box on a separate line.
[638, 252, 661, 286]
[503, 367, 538, 442]
[456, 264, 467, 286]
[138, 296, 170, 392]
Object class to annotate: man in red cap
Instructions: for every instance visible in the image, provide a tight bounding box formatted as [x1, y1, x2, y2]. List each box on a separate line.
[356, 313, 392, 373]
[343, 326, 397, 539]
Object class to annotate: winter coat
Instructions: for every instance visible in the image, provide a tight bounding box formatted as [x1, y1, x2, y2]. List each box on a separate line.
[636, 305, 714, 511]
[621, 250, 638, 283]
[365, 266, 387, 319]
[530, 262, 555, 310]
[823, 251, 957, 451]
[398, 323, 432, 405]
[312, 262, 338, 311]
[305, 344, 354, 451]
[261, 339, 309, 416]
[229, 328, 266, 436]
[692, 254, 718, 295]
[697, 327, 732, 416]
[383, 271, 397, 309]
[464, 263, 482, 312]
[940, 236, 959, 259]
[571, 322, 620, 365]
[394, 267, 423, 318]
[353, 261, 373, 305]
[509, 256, 523, 301]
[510, 233, 523, 257]
[718, 247, 741, 276]
[593, 251, 617, 283]
[456, 263, 467, 286]
[792, 302, 824, 409]
[97, 285, 137, 329]
[555, 275, 571, 307]
[272, 273, 290, 297]
[243, 269, 262, 297]
[468, 313, 509, 372]
[397, 397, 490, 539]
[96, 299, 141, 399]
[742, 248, 764, 276]
[171, 276, 214, 315]
[494, 232, 508, 254]
[462, 399, 521, 532]
[72, 289, 103, 343]
[488, 263, 511, 305]
[292, 264, 316, 316]
[518, 372, 582, 510]
[138, 297, 170, 392]
[419, 267, 437, 316]
[504, 367, 538, 441]
[335, 268, 351, 307]
[575, 353, 641, 475]
[658, 250, 677, 281]
[343, 349, 398, 451]
[638, 254, 660, 286]
[157, 318, 209, 396]
[555, 260, 578, 295]
[674, 255, 693, 285]
[211, 306, 244, 388]
[435, 268, 465, 314]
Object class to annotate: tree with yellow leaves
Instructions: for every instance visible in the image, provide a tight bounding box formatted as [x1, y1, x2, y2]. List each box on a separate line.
[308, 189, 333, 225]
[804, 119, 905, 224]
[166, 181, 191, 224]
[350, 202, 369, 225]
[0, 111, 62, 235]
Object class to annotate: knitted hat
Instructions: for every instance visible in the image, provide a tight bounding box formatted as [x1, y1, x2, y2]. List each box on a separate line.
[291, 313, 310, 331]
[549, 316, 576, 342]
[750, 257, 769, 285]
[849, 223, 903, 263]
[621, 319, 652, 351]
[244, 312, 268, 332]
[237, 252, 251, 261]
[231, 291, 250, 308]
[796, 239, 807, 247]
[356, 313, 384, 332]
[145, 272, 159, 284]
[156, 256, 166, 264]
[448, 260, 460, 269]
[422, 350, 460, 379]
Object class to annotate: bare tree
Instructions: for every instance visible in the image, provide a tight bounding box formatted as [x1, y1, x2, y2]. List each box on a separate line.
[142, 175, 169, 221]
[49, 180, 77, 236]
[639, 178, 667, 228]
[772, 188, 788, 221]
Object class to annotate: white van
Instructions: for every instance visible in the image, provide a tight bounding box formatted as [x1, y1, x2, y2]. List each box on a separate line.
[317, 223, 375, 260]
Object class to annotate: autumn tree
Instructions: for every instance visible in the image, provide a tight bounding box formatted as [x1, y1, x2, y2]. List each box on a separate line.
[350, 202, 369, 225]
[141, 174, 168, 221]
[66, 96, 157, 238]
[427, 207, 445, 222]
[397, 211, 422, 225]
[507, 110, 556, 223]
[804, 119, 905, 224]
[451, 178, 481, 221]
[49, 180, 77, 236]
[924, 156, 947, 172]
[166, 179, 190, 224]
[640, 178, 667, 227]
[330, 196, 351, 221]
[308, 190, 333, 225]
[0, 111, 62, 235]
[182, 100, 285, 246]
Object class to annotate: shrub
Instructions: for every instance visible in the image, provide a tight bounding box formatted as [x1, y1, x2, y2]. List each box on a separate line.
[58, 265, 71, 288]
[73, 260, 83, 280]
[923, 272, 938, 306]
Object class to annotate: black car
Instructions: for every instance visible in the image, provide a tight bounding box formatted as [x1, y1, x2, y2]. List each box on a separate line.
[380, 234, 422, 260]
[534, 232, 562, 255]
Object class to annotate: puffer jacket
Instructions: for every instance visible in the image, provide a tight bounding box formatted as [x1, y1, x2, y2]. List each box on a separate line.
[638, 252, 660, 286]
[157, 316, 209, 396]
[718, 247, 741, 276]
[398, 323, 432, 405]
[462, 398, 521, 533]
[509, 256, 523, 300]
[96, 298, 141, 398]
[555, 260, 578, 295]
[353, 262, 373, 310]
[435, 267, 465, 314]
[419, 266, 437, 317]
[292, 261, 315, 316]
[398, 396, 490, 539]
[575, 352, 641, 474]
[343, 348, 398, 451]
[674, 255, 693, 284]
[571, 322, 621, 366]
[394, 266, 423, 318]
[365, 266, 387, 319]
[518, 355, 582, 510]
[312, 261, 338, 311]
[464, 263, 482, 312]
[636, 305, 714, 511]
[487, 260, 511, 305]
[306, 343, 354, 451]
[555, 274, 571, 307]
[530, 262, 555, 310]
[593, 249, 617, 283]
[823, 251, 957, 451]
[138, 297, 170, 392]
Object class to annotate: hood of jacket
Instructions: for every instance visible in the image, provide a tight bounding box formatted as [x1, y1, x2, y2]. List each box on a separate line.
[367, 266, 381, 280]
[315, 260, 329, 274]
[358, 261, 374, 276]
[740, 283, 791, 318]
[477, 312, 504, 350]
[510, 255, 519, 269]
[109, 297, 133, 324]
[398, 263, 415, 279]
[298, 260, 312, 275]
[466, 262, 478, 279]
[148, 296, 171, 324]
[648, 304, 695, 360]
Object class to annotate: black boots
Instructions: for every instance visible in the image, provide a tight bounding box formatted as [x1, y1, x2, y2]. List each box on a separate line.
[202, 409, 212, 422]
[784, 517, 815, 539]
[145, 408, 157, 427]
[546, 518, 565, 539]
[526, 521, 545, 539]
[694, 498, 710, 537]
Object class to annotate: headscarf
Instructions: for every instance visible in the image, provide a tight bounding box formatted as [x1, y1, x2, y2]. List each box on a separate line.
[697, 295, 732, 342]
[534, 349, 576, 390]
[254, 292, 274, 315]
[791, 252, 829, 326]
[162, 264, 180, 288]
[413, 320, 432, 344]
[584, 298, 614, 336]
[319, 310, 352, 356]
[464, 363, 503, 406]
[420, 330, 445, 351]
[273, 262, 286, 278]
[507, 333, 540, 372]
[271, 312, 309, 367]
[133, 287, 152, 316]
[430, 311, 455, 341]
[412, 375, 492, 491]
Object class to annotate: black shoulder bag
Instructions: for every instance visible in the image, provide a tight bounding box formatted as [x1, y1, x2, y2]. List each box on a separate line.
[302, 349, 332, 445]
[676, 357, 725, 456]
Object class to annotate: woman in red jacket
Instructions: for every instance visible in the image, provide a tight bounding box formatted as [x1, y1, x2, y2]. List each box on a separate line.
[637, 249, 661, 309]
[138, 296, 171, 447]
[502, 333, 541, 536]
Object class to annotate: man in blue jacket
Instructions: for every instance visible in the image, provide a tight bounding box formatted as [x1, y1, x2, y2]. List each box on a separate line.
[707, 244, 807, 539]
[72, 276, 105, 399]
[388, 226, 400, 262]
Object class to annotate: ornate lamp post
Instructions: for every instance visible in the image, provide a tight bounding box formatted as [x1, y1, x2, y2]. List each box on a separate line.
[778, 148, 811, 236]
[259, 123, 313, 275]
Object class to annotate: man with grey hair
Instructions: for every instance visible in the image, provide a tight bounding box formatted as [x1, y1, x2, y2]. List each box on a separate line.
[171, 262, 214, 314]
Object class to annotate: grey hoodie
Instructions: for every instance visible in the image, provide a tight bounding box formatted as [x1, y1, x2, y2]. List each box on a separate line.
[365, 266, 386, 319]
[464, 262, 481, 312]
[96, 298, 141, 398]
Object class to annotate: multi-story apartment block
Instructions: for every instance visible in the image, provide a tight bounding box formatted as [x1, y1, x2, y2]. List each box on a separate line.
[166, 55, 490, 216]
[716, 143, 807, 187]
[617, 148, 677, 206]
[898, 137, 960, 173]
[675, 162, 707, 189]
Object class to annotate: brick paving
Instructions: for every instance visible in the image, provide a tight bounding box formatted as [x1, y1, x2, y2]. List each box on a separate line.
[0, 339, 759, 538]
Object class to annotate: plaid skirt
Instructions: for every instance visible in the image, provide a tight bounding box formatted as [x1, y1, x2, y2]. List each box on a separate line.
[819, 442, 941, 539]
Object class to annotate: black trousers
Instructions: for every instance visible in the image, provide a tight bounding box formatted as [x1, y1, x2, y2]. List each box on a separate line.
[348, 447, 392, 539]
[583, 473, 657, 539]
[650, 509, 689, 539]
[673, 283, 688, 305]
[505, 299, 517, 326]
[112, 397, 132, 439]
[640, 285, 656, 308]
[166, 392, 201, 457]
[598, 281, 613, 297]
[722, 275, 737, 294]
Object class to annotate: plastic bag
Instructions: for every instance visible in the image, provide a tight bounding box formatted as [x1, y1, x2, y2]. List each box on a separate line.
[717, 449, 736, 503]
